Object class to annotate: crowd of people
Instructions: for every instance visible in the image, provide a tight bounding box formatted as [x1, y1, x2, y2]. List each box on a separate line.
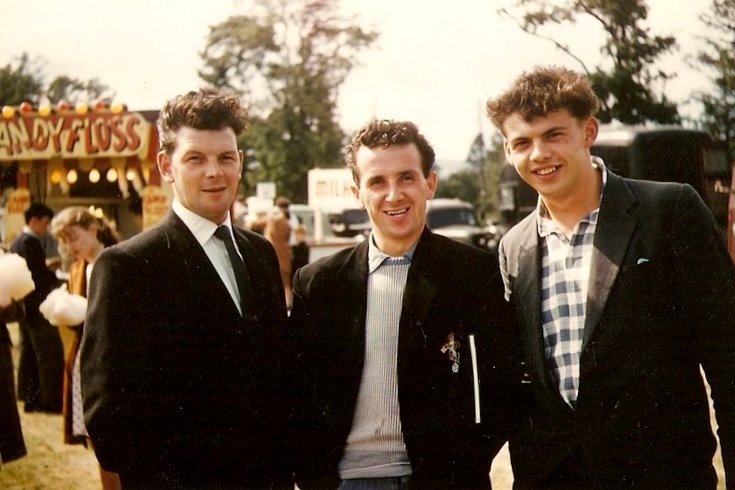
[0, 65, 734, 490]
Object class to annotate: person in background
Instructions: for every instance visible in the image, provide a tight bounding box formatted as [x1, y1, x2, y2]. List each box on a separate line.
[50, 206, 121, 489]
[0, 294, 26, 469]
[290, 223, 310, 280]
[81, 88, 291, 489]
[0, 245, 35, 469]
[127, 196, 144, 233]
[10, 203, 63, 413]
[287, 119, 521, 489]
[486, 65, 735, 488]
[265, 196, 293, 309]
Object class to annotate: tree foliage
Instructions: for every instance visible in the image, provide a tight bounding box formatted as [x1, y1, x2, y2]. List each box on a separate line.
[436, 169, 482, 204]
[499, 0, 680, 124]
[0, 53, 114, 107]
[199, 0, 377, 202]
[0, 54, 44, 106]
[46, 76, 113, 105]
[695, 0, 735, 160]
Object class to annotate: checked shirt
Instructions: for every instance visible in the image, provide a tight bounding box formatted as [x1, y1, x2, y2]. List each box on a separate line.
[538, 209, 599, 407]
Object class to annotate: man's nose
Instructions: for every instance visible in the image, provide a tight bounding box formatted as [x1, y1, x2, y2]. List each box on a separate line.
[386, 181, 402, 201]
[204, 158, 223, 176]
[530, 140, 550, 161]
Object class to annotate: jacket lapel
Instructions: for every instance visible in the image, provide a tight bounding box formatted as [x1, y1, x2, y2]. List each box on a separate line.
[342, 241, 370, 366]
[399, 229, 439, 351]
[165, 213, 242, 320]
[582, 173, 637, 349]
[513, 218, 569, 411]
[232, 232, 259, 321]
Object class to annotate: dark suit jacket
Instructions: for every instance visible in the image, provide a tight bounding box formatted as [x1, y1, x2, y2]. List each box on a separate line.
[499, 171, 735, 489]
[288, 228, 522, 489]
[0, 300, 26, 464]
[81, 212, 290, 489]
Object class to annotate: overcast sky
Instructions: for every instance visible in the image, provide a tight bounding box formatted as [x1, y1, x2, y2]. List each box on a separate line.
[0, 0, 713, 164]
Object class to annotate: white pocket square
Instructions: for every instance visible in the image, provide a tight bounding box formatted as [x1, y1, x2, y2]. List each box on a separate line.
[637, 257, 650, 265]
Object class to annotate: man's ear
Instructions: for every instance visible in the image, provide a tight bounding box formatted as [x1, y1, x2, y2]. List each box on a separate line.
[503, 138, 513, 162]
[426, 170, 437, 199]
[157, 151, 174, 184]
[583, 117, 599, 147]
[351, 184, 364, 207]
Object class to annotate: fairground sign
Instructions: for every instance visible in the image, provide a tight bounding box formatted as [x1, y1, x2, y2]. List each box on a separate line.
[0, 112, 152, 161]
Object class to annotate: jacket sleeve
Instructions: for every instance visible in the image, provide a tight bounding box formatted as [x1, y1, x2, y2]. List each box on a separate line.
[80, 247, 157, 475]
[670, 185, 735, 486]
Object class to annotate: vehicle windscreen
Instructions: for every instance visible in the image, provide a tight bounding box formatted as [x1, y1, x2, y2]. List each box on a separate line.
[427, 208, 478, 228]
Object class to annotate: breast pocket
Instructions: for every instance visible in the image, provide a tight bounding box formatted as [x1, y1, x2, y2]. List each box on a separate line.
[604, 260, 673, 321]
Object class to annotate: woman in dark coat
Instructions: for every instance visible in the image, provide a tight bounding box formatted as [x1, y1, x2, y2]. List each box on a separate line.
[0, 298, 27, 467]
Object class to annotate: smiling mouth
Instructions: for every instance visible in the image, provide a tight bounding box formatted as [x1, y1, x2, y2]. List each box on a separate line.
[203, 187, 226, 193]
[535, 166, 559, 176]
[385, 207, 409, 217]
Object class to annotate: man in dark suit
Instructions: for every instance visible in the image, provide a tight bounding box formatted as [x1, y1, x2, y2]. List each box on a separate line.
[486, 65, 735, 488]
[288, 119, 521, 489]
[81, 88, 291, 489]
[10, 202, 63, 413]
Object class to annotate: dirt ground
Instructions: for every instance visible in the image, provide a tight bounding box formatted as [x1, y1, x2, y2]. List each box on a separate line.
[0, 405, 513, 490]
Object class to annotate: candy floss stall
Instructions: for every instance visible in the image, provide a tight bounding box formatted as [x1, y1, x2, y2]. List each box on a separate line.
[0, 101, 171, 247]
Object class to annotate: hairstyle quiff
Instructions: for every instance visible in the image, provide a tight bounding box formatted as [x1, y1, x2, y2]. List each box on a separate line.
[345, 119, 435, 185]
[157, 88, 248, 155]
[485, 66, 600, 132]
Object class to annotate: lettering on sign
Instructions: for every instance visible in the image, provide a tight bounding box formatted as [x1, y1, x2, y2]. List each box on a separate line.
[0, 113, 151, 161]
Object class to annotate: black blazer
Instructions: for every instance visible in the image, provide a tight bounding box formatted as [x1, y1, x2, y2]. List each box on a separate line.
[288, 228, 522, 489]
[0, 300, 26, 464]
[499, 171, 735, 489]
[81, 212, 290, 489]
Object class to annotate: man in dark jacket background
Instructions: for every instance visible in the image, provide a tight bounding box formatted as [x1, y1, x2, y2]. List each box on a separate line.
[10, 203, 63, 413]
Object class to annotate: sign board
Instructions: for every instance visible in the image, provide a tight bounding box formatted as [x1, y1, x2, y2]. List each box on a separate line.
[256, 182, 276, 201]
[0, 112, 152, 161]
[2, 188, 30, 245]
[141, 185, 170, 230]
[307, 168, 359, 209]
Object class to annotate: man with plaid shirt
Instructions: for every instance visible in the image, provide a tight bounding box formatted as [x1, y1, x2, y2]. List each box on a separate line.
[487, 66, 735, 489]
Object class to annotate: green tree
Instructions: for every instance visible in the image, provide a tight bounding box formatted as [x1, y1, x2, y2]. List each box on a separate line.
[481, 133, 507, 221]
[436, 169, 482, 204]
[0, 53, 114, 106]
[46, 76, 114, 105]
[199, 0, 377, 202]
[0, 53, 43, 105]
[499, 0, 680, 124]
[694, 0, 735, 160]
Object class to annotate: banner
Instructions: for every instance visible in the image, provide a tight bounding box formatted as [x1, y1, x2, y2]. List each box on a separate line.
[0, 112, 152, 161]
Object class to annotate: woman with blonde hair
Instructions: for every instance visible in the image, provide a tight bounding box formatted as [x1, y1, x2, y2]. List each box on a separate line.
[50, 206, 120, 489]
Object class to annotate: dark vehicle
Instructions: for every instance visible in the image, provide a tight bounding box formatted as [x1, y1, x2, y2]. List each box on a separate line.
[426, 198, 497, 252]
[327, 207, 370, 238]
[498, 124, 731, 232]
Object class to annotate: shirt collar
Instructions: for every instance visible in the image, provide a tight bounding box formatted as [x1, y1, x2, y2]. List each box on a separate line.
[172, 199, 233, 247]
[22, 225, 38, 238]
[536, 156, 607, 238]
[367, 232, 417, 274]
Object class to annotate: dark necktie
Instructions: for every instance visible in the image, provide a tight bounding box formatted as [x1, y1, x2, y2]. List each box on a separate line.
[214, 225, 254, 315]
